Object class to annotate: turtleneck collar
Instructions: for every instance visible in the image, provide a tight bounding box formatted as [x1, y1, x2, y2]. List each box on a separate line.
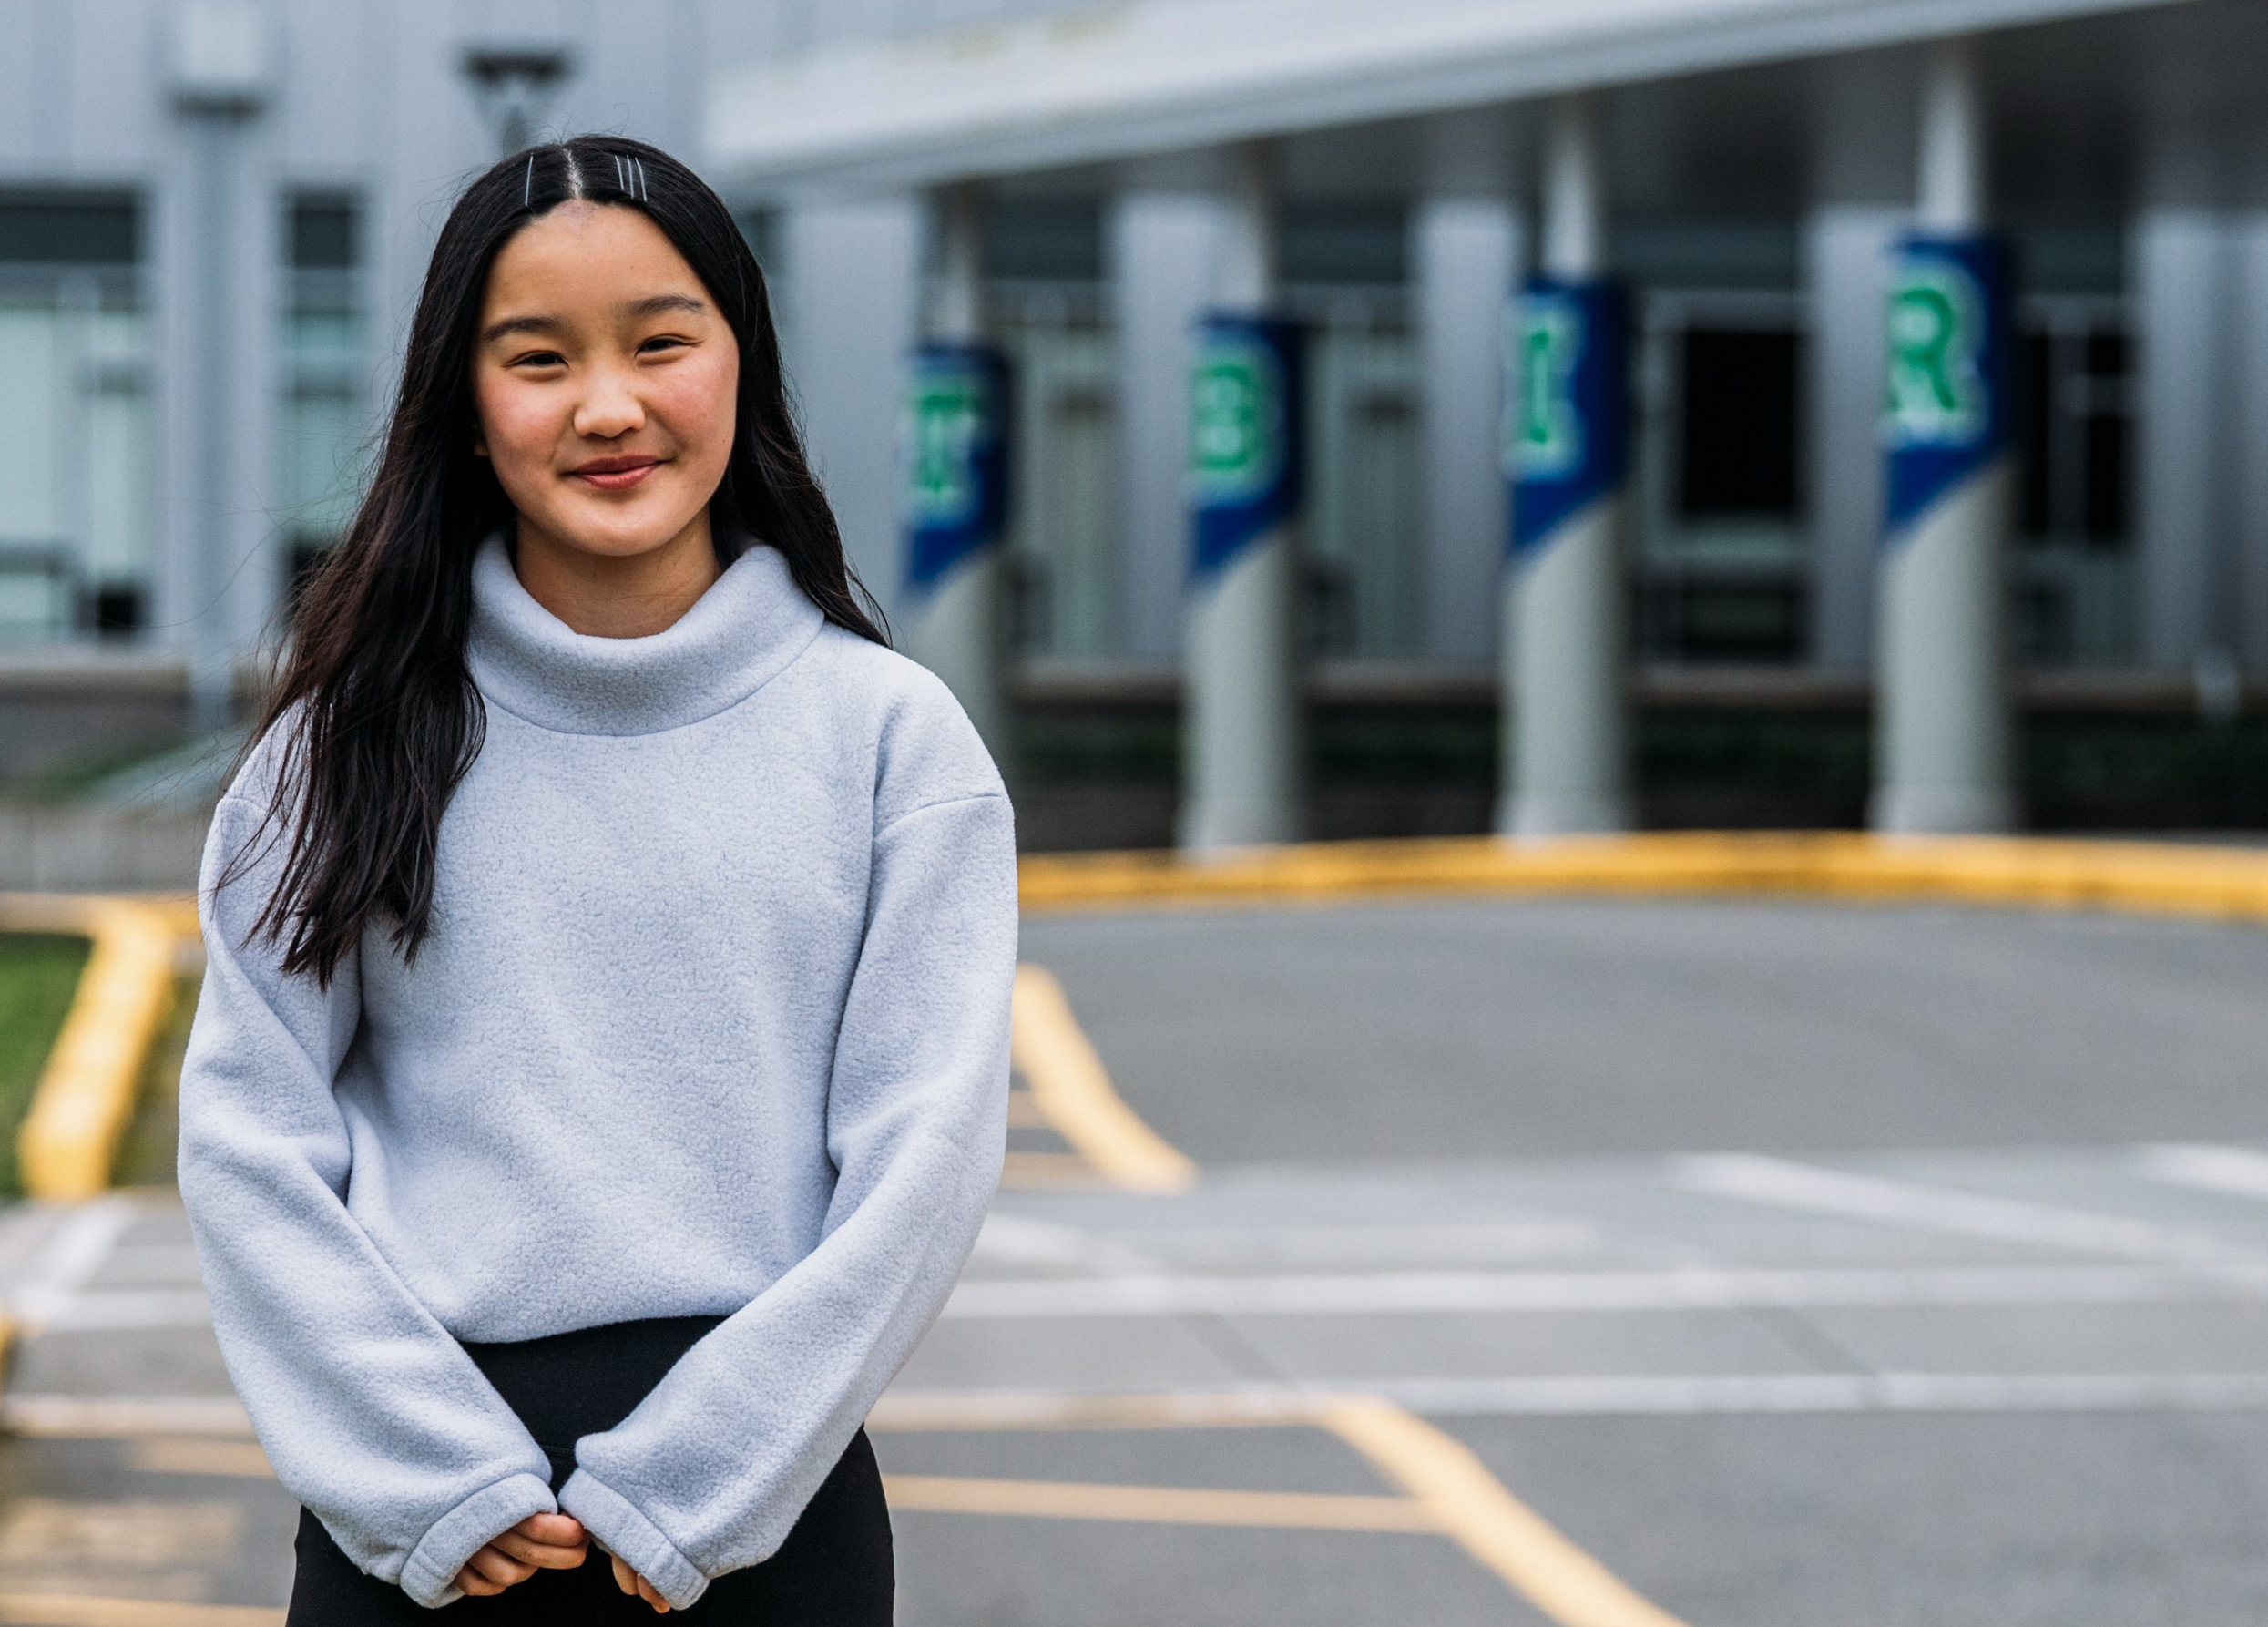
[466, 530, 825, 736]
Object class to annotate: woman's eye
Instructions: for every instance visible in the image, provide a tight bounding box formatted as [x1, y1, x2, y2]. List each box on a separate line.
[639, 335, 690, 355]
[509, 351, 565, 370]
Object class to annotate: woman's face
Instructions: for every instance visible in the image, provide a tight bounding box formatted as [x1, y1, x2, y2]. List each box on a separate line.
[472, 201, 740, 563]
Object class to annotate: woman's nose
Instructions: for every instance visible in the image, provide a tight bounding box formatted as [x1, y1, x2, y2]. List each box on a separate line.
[574, 367, 646, 440]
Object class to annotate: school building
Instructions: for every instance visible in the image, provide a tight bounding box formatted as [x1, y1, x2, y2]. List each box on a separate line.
[3, 0, 2264, 842]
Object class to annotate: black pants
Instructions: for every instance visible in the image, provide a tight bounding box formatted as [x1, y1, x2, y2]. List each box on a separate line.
[285, 1315, 893, 1622]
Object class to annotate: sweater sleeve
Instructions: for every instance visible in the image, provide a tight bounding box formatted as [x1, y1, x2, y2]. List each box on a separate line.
[177, 787, 558, 1610]
[556, 786, 1017, 1610]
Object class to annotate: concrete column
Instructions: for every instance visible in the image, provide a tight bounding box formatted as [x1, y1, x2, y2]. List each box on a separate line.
[1110, 189, 1220, 662]
[1804, 206, 1901, 672]
[1806, 51, 1914, 675]
[902, 186, 1014, 769]
[1415, 196, 1519, 665]
[159, 1, 278, 733]
[2133, 211, 2241, 673]
[1873, 37, 2016, 833]
[2237, 214, 2268, 674]
[1180, 144, 1303, 851]
[1500, 93, 1631, 836]
[783, 197, 922, 629]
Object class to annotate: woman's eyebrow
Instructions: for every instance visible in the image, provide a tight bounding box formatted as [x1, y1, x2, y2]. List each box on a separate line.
[482, 312, 563, 343]
[624, 292, 707, 320]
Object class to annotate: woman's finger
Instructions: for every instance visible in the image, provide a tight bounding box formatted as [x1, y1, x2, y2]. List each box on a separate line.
[491, 1527, 587, 1569]
[516, 1512, 587, 1546]
[637, 1571, 671, 1612]
[467, 1544, 535, 1587]
[612, 1553, 639, 1596]
[454, 1561, 506, 1597]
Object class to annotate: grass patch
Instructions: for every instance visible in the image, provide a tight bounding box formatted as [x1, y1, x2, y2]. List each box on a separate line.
[0, 933, 95, 1197]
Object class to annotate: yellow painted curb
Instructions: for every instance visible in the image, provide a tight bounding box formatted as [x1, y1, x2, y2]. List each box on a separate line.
[2, 894, 196, 1202]
[1020, 831, 2268, 924]
[1010, 965, 1197, 1192]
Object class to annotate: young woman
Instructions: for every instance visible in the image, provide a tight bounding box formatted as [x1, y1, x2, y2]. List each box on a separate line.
[176, 137, 1016, 1622]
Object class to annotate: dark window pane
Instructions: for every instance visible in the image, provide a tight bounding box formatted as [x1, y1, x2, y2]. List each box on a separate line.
[986, 200, 1102, 281]
[287, 538, 338, 614]
[2017, 331, 2053, 537]
[1677, 328, 1799, 518]
[0, 196, 138, 264]
[290, 200, 356, 269]
[1614, 221, 1800, 291]
[91, 582, 145, 638]
[2086, 329, 2128, 379]
[735, 206, 778, 270]
[1635, 572, 1806, 662]
[1281, 203, 1406, 286]
[2083, 413, 2129, 545]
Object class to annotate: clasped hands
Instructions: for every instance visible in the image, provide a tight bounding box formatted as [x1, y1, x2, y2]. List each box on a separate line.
[455, 1512, 671, 1612]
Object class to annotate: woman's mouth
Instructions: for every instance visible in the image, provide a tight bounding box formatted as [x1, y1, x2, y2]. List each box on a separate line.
[569, 456, 662, 492]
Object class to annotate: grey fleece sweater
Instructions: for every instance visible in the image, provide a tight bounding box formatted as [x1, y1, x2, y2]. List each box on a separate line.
[176, 531, 1016, 1611]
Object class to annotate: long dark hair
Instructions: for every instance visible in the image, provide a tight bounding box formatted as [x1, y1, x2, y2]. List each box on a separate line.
[228, 135, 886, 987]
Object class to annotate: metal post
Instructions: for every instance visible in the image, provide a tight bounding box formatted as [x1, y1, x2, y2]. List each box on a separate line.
[1873, 37, 2017, 833]
[1180, 145, 1303, 851]
[903, 186, 1014, 772]
[1499, 94, 1632, 836]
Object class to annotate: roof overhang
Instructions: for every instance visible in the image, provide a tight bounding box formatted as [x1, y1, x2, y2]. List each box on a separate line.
[706, 0, 2193, 195]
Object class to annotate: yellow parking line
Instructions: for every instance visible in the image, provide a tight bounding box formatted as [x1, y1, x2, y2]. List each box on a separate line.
[1009, 965, 1196, 1192]
[1322, 1397, 1691, 1627]
[0, 1597, 280, 1627]
[998, 1151, 1110, 1189]
[125, 1438, 274, 1479]
[883, 1472, 1435, 1532]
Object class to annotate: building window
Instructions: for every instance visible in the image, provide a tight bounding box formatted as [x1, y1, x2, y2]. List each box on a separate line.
[2014, 295, 2132, 666]
[1634, 285, 1807, 664]
[1284, 203, 1419, 661]
[982, 199, 1120, 661]
[0, 194, 151, 641]
[281, 195, 367, 606]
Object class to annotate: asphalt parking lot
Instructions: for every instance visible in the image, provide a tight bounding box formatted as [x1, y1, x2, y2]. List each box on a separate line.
[13, 895, 2268, 1624]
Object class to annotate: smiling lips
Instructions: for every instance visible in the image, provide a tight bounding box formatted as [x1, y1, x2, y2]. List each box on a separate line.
[569, 455, 663, 492]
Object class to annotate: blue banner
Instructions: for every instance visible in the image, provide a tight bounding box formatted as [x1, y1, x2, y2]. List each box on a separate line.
[902, 343, 1010, 593]
[1507, 278, 1629, 558]
[1189, 313, 1303, 582]
[1882, 234, 2012, 539]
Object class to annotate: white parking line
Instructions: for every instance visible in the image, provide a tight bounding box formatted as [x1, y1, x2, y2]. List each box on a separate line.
[1670, 1153, 2263, 1272]
[941, 1263, 2247, 1318]
[869, 1370, 2268, 1427]
[1369, 1371, 2268, 1416]
[29, 1288, 212, 1332]
[2137, 1143, 2268, 1201]
[5, 1196, 140, 1330]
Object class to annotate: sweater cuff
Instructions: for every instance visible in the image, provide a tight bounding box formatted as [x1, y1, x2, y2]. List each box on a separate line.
[558, 1468, 710, 1611]
[398, 1472, 560, 1609]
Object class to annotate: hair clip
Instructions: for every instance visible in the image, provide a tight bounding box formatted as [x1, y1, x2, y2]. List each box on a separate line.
[523, 153, 535, 208]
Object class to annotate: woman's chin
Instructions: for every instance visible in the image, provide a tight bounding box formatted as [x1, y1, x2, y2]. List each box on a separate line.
[526, 506, 704, 562]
